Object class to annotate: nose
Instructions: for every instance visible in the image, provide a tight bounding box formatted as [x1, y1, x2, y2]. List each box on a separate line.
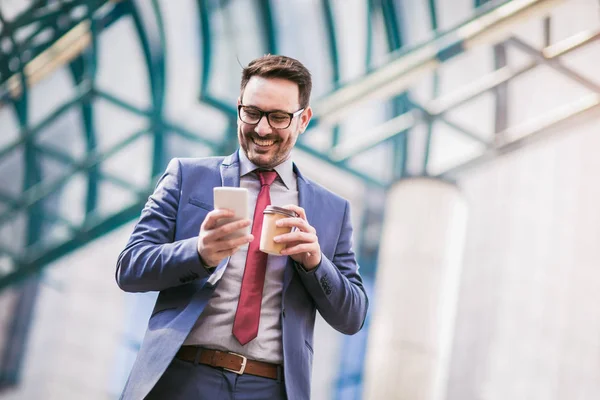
[254, 115, 272, 136]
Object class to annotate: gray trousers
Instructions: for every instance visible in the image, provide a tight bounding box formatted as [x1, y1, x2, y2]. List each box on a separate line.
[145, 357, 287, 400]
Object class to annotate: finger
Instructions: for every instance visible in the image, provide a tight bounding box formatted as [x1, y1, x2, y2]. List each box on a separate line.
[281, 205, 306, 220]
[276, 217, 305, 229]
[273, 231, 316, 244]
[202, 245, 242, 265]
[202, 209, 235, 230]
[280, 243, 317, 255]
[212, 245, 242, 258]
[210, 218, 251, 240]
[203, 218, 250, 241]
[276, 217, 315, 233]
[213, 234, 254, 251]
[200, 237, 249, 264]
[199, 231, 252, 255]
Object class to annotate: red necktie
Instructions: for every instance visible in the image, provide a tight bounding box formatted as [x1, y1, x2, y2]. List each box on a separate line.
[233, 170, 278, 345]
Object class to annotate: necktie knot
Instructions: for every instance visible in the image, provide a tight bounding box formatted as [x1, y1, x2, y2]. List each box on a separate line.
[257, 170, 278, 187]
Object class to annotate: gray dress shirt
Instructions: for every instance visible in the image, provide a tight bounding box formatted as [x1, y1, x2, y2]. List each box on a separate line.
[183, 150, 299, 364]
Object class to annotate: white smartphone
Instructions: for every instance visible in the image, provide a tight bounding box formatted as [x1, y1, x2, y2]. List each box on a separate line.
[213, 187, 250, 238]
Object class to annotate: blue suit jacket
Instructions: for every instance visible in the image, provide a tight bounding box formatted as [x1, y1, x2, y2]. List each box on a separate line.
[116, 151, 369, 400]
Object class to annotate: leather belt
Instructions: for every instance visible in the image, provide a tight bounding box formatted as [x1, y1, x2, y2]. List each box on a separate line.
[175, 346, 283, 381]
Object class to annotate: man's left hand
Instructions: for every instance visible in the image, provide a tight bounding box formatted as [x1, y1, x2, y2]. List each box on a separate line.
[274, 205, 321, 270]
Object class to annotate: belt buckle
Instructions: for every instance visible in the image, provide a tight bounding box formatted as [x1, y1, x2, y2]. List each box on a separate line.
[223, 352, 247, 375]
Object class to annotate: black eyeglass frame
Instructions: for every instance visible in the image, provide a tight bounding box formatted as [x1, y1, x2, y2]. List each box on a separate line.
[237, 104, 305, 129]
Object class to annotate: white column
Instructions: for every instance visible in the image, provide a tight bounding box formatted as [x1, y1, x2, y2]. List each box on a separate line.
[363, 178, 467, 400]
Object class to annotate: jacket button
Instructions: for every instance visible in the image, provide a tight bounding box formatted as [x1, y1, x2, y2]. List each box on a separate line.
[282, 309, 286, 318]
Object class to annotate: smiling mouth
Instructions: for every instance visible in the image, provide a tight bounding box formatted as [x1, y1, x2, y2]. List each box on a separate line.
[252, 137, 276, 147]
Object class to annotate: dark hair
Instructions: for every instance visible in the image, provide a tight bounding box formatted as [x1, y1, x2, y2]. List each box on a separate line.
[240, 55, 312, 109]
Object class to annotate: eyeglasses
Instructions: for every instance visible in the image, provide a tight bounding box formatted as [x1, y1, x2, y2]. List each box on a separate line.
[238, 105, 304, 129]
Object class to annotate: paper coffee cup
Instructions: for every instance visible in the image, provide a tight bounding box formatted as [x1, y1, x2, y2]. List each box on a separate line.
[259, 206, 298, 255]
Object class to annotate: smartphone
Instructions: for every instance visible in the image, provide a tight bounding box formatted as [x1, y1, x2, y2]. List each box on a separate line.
[213, 187, 250, 239]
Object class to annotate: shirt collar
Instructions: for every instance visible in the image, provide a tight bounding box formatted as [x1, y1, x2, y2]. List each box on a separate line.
[238, 149, 295, 189]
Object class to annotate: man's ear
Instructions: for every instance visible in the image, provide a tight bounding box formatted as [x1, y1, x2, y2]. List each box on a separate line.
[300, 106, 313, 133]
[237, 97, 241, 106]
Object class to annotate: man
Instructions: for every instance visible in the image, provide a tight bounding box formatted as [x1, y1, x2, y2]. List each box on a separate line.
[116, 55, 368, 400]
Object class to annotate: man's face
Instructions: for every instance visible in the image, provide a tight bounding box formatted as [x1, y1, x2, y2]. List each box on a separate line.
[238, 76, 312, 169]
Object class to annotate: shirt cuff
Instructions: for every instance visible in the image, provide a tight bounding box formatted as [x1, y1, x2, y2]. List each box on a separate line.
[294, 259, 321, 274]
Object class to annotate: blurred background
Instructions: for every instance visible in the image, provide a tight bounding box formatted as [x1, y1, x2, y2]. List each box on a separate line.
[0, 0, 599, 399]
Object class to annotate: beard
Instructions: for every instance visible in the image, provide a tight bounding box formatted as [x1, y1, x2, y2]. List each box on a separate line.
[238, 126, 295, 169]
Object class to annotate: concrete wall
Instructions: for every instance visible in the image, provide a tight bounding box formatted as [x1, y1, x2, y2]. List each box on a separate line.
[0, 227, 131, 400]
[448, 116, 600, 400]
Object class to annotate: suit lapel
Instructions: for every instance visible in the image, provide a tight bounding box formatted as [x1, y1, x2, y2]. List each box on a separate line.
[296, 166, 315, 229]
[220, 151, 241, 188]
[283, 164, 315, 293]
[201, 151, 240, 287]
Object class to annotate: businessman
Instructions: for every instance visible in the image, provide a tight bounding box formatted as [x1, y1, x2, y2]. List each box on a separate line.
[116, 54, 368, 400]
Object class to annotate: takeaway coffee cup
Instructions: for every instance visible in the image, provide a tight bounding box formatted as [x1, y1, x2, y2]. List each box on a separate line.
[260, 206, 298, 255]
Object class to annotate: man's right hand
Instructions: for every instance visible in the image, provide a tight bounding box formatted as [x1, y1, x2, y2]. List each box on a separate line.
[197, 209, 253, 267]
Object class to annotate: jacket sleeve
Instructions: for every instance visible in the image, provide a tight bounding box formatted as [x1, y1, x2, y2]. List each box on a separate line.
[294, 201, 369, 335]
[115, 158, 211, 293]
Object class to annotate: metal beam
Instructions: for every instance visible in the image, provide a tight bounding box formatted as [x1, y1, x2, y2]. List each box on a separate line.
[95, 88, 220, 149]
[327, 27, 600, 164]
[313, 0, 566, 124]
[0, 85, 91, 161]
[439, 94, 600, 178]
[507, 36, 600, 93]
[0, 129, 150, 227]
[0, 194, 153, 290]
[329, 110, 419, 162]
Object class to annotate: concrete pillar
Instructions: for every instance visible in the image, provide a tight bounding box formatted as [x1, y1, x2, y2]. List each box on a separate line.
[363, 178, 467, 400]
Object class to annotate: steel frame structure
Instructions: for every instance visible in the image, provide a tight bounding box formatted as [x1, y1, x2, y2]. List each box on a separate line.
[0, 0, 598, 394]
